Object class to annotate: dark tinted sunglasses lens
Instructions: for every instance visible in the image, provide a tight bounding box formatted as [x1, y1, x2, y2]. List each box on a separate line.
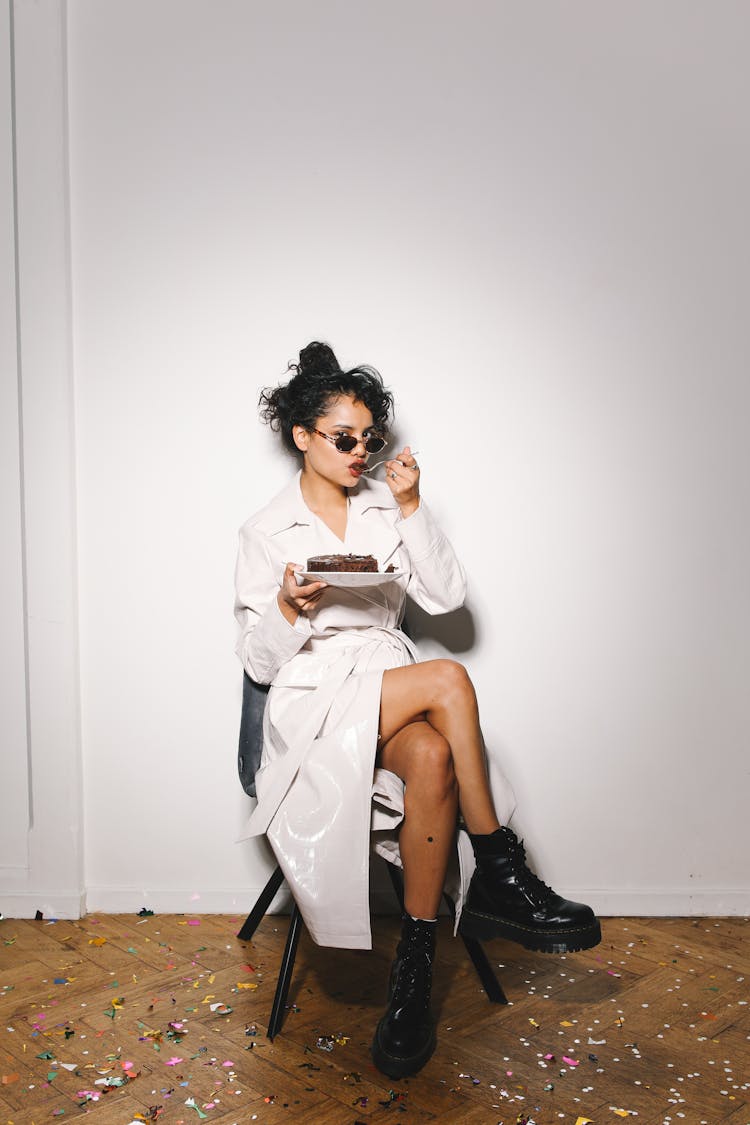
[364, 436, 386, 453]
[333, 434, 358, 452]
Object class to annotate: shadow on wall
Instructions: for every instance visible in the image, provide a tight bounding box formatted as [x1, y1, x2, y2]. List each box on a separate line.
[405, 601, 476, 655]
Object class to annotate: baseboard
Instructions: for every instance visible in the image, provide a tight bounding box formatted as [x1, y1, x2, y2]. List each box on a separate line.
[0, 889, 87, 920]
[84, 885, 293, 917]
[582, 888, 750, 917]
[5, 886, 748, 920]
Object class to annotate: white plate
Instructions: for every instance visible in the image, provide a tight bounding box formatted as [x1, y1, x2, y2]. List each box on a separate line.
[295, 569, 404, 588]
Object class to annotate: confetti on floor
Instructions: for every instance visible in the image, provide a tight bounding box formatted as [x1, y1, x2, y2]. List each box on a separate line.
[0, 912, 748, 1123]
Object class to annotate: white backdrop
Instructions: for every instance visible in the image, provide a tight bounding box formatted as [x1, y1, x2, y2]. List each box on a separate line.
[2, 0, 749, 917]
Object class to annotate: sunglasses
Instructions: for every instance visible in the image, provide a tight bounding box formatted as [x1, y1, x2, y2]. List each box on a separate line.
[312, 428, 386, 455]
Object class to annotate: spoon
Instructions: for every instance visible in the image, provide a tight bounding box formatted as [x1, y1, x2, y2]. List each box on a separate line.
[363, 450, 420, 474]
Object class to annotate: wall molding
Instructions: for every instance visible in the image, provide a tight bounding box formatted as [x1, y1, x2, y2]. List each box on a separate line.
[81, 886, 750, 921]
[0, 0, 85, 916]
[0, 888, 86, 921]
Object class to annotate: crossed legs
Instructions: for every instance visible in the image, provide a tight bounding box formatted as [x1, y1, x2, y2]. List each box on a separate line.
[377, 659, 500, 918]
[373, 657, 601, 1080]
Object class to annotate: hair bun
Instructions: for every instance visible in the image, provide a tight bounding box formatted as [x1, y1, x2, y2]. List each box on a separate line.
[296, 341, 341, 379]
[260, 340, 393, 455]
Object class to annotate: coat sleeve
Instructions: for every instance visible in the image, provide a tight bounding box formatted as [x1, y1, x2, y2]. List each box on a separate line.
[397, 500, 467, 614]
[234, 522, 312, 684]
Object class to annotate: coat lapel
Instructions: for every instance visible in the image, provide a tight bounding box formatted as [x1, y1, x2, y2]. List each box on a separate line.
[347, 480, 402, 568]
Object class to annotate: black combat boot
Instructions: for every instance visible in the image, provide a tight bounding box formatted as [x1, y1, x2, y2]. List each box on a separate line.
[459, 826, 601, 954]
[371, 914, 437, 1078]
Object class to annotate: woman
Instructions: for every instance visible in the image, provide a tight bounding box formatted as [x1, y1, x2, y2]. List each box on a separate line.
[234, 341, 600, 1079]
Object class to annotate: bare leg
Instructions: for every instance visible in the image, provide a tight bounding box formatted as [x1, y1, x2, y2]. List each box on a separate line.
[378, 721, 458, 919]
[379, 660, 501, 835]
[377, 660, 602, 959]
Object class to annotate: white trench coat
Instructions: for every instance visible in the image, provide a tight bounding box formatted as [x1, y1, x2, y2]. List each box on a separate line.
[234, 471, 516, 949]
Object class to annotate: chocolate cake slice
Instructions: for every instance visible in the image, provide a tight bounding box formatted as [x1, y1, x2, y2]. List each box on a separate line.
[307, 553, 378, 573]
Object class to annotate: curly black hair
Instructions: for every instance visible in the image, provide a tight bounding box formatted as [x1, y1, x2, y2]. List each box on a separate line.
[259, 341, 394, 456]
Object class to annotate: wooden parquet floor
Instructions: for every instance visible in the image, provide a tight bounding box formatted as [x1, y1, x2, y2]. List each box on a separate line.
[0, 911, 747, 1125]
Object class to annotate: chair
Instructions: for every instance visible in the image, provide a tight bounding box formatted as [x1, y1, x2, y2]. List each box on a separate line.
[236, 670, 507, 1039]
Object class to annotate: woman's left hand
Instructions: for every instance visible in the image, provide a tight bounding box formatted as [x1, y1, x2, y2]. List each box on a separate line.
[385, 445, 420, 517]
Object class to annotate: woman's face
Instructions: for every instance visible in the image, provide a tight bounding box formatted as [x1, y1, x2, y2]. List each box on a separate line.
[295, 394, 379, 487]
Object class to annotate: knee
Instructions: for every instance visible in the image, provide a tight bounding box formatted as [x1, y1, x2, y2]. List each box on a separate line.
[433, 659, 475, 707]
[411, 731, 457, 800]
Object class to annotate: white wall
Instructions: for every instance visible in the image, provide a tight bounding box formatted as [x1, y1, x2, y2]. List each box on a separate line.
[3, 0, 749, 917]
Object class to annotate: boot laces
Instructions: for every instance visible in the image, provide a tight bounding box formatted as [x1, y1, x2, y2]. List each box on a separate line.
[508, 835, 555, 905]
[393, 935, 433, 1009]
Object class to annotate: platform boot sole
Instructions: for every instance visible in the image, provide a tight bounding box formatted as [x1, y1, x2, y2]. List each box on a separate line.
[460, 908, 602, 954]
[371, 1017, 436, 1079]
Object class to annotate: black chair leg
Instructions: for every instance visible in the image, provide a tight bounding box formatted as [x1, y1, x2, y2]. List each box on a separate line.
[236, 865, 303, 1039]
[237, 865, 285, 941]
[238, 857, 507, 1045]
[267, 903, 303, 1040]
[441, 889, 508, 1005]
[460, 932, 508, 1003]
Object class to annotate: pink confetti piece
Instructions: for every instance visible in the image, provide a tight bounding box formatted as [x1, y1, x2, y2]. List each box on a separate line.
[188, 919, 201, 925]
[222, 1060, 234, 1067]
[166, 1057, 183, 1066]
[562, 1056, 580, 1067]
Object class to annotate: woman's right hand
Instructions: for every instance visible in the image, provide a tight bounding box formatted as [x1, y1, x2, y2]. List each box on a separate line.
[277, 562, 328, 624]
